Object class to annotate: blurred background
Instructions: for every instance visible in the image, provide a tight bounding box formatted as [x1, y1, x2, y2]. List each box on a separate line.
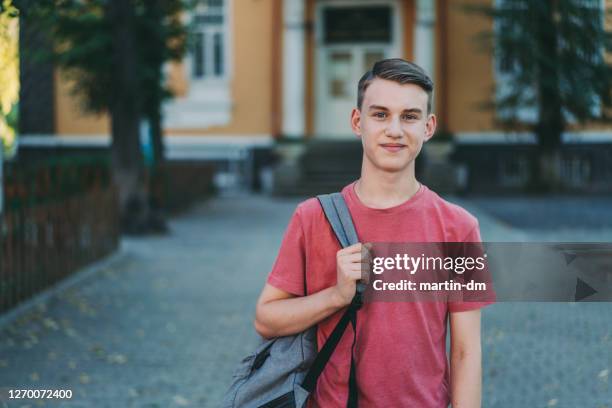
[0, 0, 611, 407]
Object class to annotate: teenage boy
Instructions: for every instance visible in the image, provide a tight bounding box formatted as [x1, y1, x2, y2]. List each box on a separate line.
[254, 58, 492, 407]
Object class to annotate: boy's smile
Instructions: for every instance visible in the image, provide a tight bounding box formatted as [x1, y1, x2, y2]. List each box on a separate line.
[380, 143, 407, 153]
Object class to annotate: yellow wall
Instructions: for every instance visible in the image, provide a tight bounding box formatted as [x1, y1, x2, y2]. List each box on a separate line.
[54, 69, 109, 135]
[55, 0, 274, 137]
[52, 0, 612, 137]
[402, 0, 415, 63]
[444, 0, 496, 132]
[168, 0, 274, 135]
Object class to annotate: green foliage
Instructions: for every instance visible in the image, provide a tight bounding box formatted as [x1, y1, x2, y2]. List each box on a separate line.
[21, 0, 188, 115]
[468, 0, 612, 148]
[0, 0, 19, 159]
[136, 0, 188, 117]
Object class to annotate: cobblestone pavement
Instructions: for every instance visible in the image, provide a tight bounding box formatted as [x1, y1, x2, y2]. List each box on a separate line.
[0, 193, 610, 408]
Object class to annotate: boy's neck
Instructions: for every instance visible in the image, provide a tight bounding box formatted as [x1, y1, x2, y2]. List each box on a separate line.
[355, 165, 421, 209]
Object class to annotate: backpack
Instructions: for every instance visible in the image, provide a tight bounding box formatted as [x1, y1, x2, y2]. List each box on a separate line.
[221, 192, 364, 408]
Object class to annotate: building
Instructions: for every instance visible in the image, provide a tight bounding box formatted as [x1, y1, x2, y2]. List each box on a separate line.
[17, 0, 612, 193]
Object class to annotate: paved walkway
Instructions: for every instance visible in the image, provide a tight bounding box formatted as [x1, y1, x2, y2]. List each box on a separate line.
[0, 193, 610, 407]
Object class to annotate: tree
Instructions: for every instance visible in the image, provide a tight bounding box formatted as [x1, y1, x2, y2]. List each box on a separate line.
[137, 0, 187, 220]
[0, 0, 19, 159]
[20, 0, 188, 233]
[469, 0, 612, 191]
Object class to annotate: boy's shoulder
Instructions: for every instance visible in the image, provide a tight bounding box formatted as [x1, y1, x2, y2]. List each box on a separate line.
[294, 197, 325, 221]
[423, 185, 480, 238]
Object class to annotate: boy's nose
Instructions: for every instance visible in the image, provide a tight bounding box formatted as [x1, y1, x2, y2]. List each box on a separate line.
[385, 118, 403, 138]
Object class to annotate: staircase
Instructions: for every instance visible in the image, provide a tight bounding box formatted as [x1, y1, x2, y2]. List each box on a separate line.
[274, 140, 363, 196]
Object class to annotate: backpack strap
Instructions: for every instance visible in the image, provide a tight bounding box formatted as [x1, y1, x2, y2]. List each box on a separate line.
[318, 193, 366, 297]
[318, 193, 359, 247]
[301, 193, 363, 408]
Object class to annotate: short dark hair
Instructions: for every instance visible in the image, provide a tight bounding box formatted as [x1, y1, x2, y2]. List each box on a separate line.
[357, 58, 434, 113]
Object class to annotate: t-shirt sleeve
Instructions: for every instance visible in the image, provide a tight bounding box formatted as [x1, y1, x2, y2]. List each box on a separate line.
[266, 206, 307, 296]
[448, 220, 496, 313]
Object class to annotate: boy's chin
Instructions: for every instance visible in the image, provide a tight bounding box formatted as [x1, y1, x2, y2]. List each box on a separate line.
[372, 160, 413, 173]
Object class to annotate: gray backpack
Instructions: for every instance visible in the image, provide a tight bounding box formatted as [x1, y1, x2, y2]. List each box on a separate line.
[221, 193, 364, 408]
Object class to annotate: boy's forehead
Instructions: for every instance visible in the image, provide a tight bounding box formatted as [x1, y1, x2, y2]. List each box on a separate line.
[363, 78, 428, 111]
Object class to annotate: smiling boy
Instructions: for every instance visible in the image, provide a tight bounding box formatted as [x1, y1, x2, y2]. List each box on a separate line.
[254, 58, 492, 407]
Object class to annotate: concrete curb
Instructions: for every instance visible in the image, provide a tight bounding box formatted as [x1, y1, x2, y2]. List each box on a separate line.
[0, 242, 129, 330]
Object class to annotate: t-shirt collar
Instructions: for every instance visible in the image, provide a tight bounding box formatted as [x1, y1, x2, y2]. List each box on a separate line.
[342, 180, 427, 215]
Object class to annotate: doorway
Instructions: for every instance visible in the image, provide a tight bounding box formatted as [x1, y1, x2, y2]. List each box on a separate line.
[315, 0, 403, 138]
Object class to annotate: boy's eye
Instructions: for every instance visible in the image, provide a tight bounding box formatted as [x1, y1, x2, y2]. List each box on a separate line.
[374, 112, 387, 118]
[402, 114, 417, 120]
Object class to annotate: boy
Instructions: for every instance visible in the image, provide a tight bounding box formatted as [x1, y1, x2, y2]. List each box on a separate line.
[254, 58, 492, 407]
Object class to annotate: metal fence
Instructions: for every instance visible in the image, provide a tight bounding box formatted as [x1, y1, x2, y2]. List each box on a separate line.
[0, 157, 119, 314]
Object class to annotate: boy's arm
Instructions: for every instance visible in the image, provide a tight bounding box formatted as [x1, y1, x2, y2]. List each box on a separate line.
[254, 284, 346, 338]
[254, 243, 367, 339]
[449, 309, 483, 408]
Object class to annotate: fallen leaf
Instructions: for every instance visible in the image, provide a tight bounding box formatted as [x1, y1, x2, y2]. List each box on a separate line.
[173, 395, 190, 406]
[107, 353, 127, 365]
[64, 328, 78, 338]
[42, 318, 59, 331]
[90, 345, 106, 358]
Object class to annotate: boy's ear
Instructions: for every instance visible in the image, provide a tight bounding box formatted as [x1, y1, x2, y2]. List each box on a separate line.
[424, 113, 437, 142]
[351, 108, 362, 138]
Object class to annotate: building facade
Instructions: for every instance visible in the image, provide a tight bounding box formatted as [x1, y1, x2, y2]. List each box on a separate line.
[18, 0, 612, 192]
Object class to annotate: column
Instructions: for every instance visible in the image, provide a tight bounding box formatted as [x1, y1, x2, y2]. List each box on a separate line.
[414, 0, 436, 83]
[282, 0, 305, 138]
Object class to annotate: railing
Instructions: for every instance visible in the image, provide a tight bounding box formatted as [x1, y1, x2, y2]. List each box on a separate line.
[0, 156, 119, 314]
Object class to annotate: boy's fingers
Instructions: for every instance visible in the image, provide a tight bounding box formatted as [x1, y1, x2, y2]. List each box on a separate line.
[348, 253, 371, 264]
[346, 243, 365, 253]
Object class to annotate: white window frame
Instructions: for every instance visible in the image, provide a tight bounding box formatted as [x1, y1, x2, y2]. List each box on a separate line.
[163, 0, 233, 129]
[188, 1, 228, 81]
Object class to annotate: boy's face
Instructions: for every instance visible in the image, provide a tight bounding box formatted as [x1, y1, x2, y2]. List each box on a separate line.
[351, 78, 436, 174]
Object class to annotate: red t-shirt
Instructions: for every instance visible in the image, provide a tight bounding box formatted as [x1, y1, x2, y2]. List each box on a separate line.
[267, 182, 493, 407]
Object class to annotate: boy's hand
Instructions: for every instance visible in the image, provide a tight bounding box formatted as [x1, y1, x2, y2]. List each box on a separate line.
[334, 243, 372, 307]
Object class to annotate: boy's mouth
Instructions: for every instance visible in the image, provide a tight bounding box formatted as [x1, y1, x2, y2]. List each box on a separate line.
[380, 143, 406, 153]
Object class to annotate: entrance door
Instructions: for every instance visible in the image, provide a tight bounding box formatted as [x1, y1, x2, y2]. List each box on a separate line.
[315, 1, 402, 138]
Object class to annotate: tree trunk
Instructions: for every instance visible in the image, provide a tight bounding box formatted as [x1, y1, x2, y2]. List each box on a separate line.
[143, 0, 168, 232]
[107, 0, 152, 234]
[147, 101, 169, 233]
[531, 0, 564, 192]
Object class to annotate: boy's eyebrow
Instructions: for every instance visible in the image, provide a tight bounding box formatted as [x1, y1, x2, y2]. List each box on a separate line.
[368, 105, 423, 114]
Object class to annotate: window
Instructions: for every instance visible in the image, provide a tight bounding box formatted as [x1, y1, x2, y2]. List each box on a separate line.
[191, 0, 226, 79]
[163, 0, 232, 128]
[323, 6, 392, 44]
